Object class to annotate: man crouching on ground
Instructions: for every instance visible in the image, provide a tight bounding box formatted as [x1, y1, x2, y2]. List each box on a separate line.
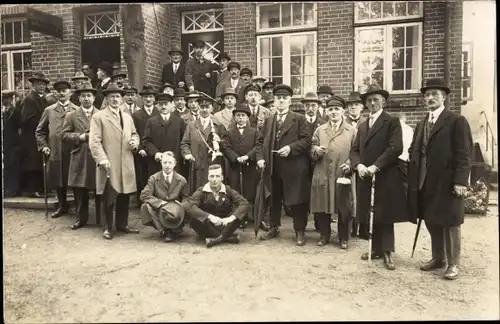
[182, 164, 249, 248]
[140, 151, 189, 242]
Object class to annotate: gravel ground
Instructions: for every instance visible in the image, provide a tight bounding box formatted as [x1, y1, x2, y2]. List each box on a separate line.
[3, 206, 499, 322]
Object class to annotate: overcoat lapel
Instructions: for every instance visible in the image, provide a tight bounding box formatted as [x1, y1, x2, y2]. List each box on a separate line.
[104, 108, 123, 133]
[279, 112, 294, 137]
[428, 109, 452, 143]
[364, 111, 387, 146]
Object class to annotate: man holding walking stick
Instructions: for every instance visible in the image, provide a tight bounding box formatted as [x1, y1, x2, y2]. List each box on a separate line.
[350, 84, 411, 270]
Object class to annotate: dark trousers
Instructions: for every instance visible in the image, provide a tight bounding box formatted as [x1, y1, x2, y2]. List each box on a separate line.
[134, 155, 148, 202]
[190, 218, 241, 239]
[101, 187, 130, 231]
[425, 221, 461, 266]
[55, 186, 71, 209]
[74, 187, 101, 224]
[4, 165, 20, 196]
[338, 213, 352, 242]
[316, 213, 352, 242]
[270, 175, 308, 231]
[25, 170, 44, 194]
[370, 223, 395, 254]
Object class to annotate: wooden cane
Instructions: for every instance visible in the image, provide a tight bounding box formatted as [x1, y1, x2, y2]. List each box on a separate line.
[368, 174, 376, 264]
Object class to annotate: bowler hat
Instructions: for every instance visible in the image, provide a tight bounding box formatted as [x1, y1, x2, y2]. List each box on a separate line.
[252, 76, 266, 82]
[232, 103, 251, 117]
[160, 83, 175, 94]
[420, 78, 451, 95]
[98, 62, 114, 77]
[185, 90, 201, 100]
[28, 72, 50, 84]
[103, 83, 125, 96]
[158, 201, 185, 229]
[240, 67, 253, 77]
[193, 40, 206, 48]
[301, 92, 322, 104]
[273, 84, 294, 97]
[111, 72, 127, 80]
[263, 81, 275, 89]
[140, 85, 157, 96]
[217, 52, 231, 61]
[53, 79, 71, 90]
[346, 91, 363, 104]
[221, 87, 238, 99]
[244, 83, 261, 95]
[71, 71, 89, 82]
[123, 86, 138, 94]
[74, 82, 97, 96]
[156, 93, 173, 102]
[227, 61, 241, 70]
[326, 95, 346, 108]
[173, 88, 186, 98]
[168, 47, 184, 56]
[360, 84, 389, 102]
[2, 90, 16, 98]
[317, 85, 334, 96]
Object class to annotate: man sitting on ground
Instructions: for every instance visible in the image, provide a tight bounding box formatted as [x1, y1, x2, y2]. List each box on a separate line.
[182, 164, 249, 248]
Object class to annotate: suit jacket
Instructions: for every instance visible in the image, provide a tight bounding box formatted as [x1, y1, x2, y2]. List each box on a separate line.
[218, 78, 246, 101]
[247, 104, 273, 132]
[121, 102, 141, 115]
[215, 69, 231, 99]
[20, 90, 48, 171]
[212, 108, 235, 131]
[162, 61, 186, 88]
[305, 114, 327, 136]
[407, 109, 472, 227]
[185, 57, 217, 97]
[94, 79, 112, 110]
[132, 107, 160, 150]
[140, 171, 189, 209]
[172, 108, 194, 124]
[89, 107, 140, 194]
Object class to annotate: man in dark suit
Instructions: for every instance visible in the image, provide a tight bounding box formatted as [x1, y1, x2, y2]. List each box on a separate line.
[140, 151, 189, 242]
[20, 72, 50, 197]
[256, 84, 312, 245]
[408, 79, 472, 280]
[185, 40, 218, 97]
[171, 88, 191, 123]
[2, 90, 22, 197]
[162, 47, 186, 90]
[94, 62, 114, 109]
[244, 84, 273, 132]
[350, 84, 410, 270]
[214, 52, 231, 99]
[237, 68, 253, 104]
[316, 85, 335, 120]
[143, 92, 186, 176]
[217, 62, 246, 101]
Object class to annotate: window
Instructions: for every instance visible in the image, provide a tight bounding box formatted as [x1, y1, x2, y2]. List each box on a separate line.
[257, 31, 317, 97]
[257, 2, 316, 32]
[1, 19, 32, 98]
[355, 1, 423, 23]
[462, 42, 473, 101]
[84, 11, 121, 39]
[182, 9, 223, 34]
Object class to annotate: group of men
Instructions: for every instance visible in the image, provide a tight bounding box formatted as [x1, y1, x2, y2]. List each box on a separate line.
[2, 41, 472, 281]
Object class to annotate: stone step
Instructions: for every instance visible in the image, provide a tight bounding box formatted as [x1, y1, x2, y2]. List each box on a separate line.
[3, 194, 140, 210]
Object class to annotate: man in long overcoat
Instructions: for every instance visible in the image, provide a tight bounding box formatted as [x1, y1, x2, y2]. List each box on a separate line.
[217, 62, 246, 101]
[244, 84, 272, 132]
[213, 87, 237, 131]
[256, 84, 312, 245]
[350, 84, 410, 270]
[162, 47, 186, 90]
[408, 78, 472, 280]
[2, 90, 22, 197]
[61, 82, 100, 229]
[310, 96, 356, 248]
[214, 52, 231, 99]
[35, 80, 78, 218]
[20, 72, 50, 197]
[185, 40, 218, 97]
[89, 83, 141, 240]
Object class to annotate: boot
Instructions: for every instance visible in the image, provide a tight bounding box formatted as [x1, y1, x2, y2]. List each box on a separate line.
[420, 258, 446, 271]
[443, 265, 459, 280]
[316, 234, 329, 246]
[51, 187, 68, 218]
[259, 226, 279, 240]
[206, 218, 241, 248]
[296, 230, 306, 246]
[383, 252, 396, 270]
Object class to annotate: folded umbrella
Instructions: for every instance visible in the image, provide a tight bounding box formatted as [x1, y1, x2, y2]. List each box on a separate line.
[253, 168, 271, 238]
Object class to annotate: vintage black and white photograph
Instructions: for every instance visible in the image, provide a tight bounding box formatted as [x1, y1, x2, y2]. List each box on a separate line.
[1, 1, 498, 322]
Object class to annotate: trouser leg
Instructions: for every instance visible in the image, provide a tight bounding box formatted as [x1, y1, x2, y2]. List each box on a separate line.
[372, 224, 395, 254]
[337, 213, 352, 242]
[115, 194, 130, 229]
[290, 203, 308, 232]
[269, 177, 283, 227]
[444, 226, 461, 266]
[425, 221, 445, 261]
[94, 193, 103, 226]
[102, 186, 118, 231]
[219, 218, 242, 240]
[315, 213, 332, 239]
[190, 219, 222, 239]
[351, 219, 359, 236]
[141, 204, 162, 231]
[74, 187, 89, 223]
[57, 186, 68, 210]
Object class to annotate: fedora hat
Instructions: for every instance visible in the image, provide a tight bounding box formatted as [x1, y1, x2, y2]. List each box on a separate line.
[71, 71, 89, 82]
[232, 103, 251, 117]
[221, 87, 238, 99]
[98, 62, 114, 77]
[168, 47, 184, 56]
[263, 81, 275, 89]
[346, 91, 363, 104]
[74, 82, 97, 96]
[140, 85, 157, 96]
[185, 90, 201, 100]
[111, 72, 127, 80]
[240, 67, 253, 77]
[53, 79, 71, 90]
[160, 82, 175, 94]
[156, 92, 173, 102]
[29, 72, 50, 84]
[123, 86, 138, 94]
[301, 92, 321, 104]
[227, 61, 241, 71]
[103, 83, 125, 96]
[360, 84, 389, 102]
[217, 52, 231, 61]
[158, 201, 185, 229]
[420, 78, 451, 95]
[173, 87, 186, 98]
[317, 85, 334, 96]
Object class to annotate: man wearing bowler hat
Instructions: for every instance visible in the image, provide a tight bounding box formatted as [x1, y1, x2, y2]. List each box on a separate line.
[215, 52, 232, 99]
[408, 78, 472, 280]
[35, 79, 78, 218]
[89, 83, 141, 240]
[162, 47, 186, 89]
[20, 72, 50, 197]
[69, 71, 89, 106]
[2, 90, 22, 197]
[218, 61, 246, 101]
[140, 151, 189, 243]
[185, 40, 218, 97]
[94, 62, 114, 109]
[350, 84, 410, 270]
[317, 85, 335, 120]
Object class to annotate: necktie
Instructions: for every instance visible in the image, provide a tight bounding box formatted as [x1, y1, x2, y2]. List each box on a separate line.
[277, 114, 285, 128]
[173, 64, 177, 74]
[369, 116, 375, 128]
[166, 175, 171, 184]
[429, 113, 434, 129]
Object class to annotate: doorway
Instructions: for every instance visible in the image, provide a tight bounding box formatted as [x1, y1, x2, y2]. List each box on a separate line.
[81, 37, 120, 76]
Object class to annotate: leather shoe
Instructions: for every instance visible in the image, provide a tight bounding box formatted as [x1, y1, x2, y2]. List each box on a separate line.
[102, 230, 113, 240]
[259, 221, 270, 232]
[259, 226, 279, 240]
[296, 231, 306, 246]
[117, 226, 139, 234]
[225, 234, 240, 244]
[316, 235, 329, 246]
[443, 265, 459, 280]
[206, 237, 223, 248]
[51, 207, 67, 219]
[361, 252, 382, 260]
[70, 221, 86, 230]
[239, 219, 248, 229]
[420, 259, 446, 271]
[383, 252, 396, 270]
[340, 241, 348, 250]
[163, 231, 175, 243]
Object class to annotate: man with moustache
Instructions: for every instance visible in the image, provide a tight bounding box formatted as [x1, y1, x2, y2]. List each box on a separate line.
[172, 88, 191, 123]
[350, 84, 410, 270]
[20, 72, 50, 197]
[185, 91, 201, 122]
[69, 72, 89, 106]
[89, 83, 141, 240]
[110, 71, 127, 89]
[244, 84, 272, 132]
[262, 81, 275, 98]
[237, 68, 253, 104]
[121, 86, 140, 115]
[185, 40, 217, 97]
[316, 85, 335, 120]
[215, 52, 232, 99]
[35, 79, 78, 218]
[213, 87, 238, 131]
[94, 62, 114, 109]
[61, 82, 101, 229]
[408, 78, 472, 280]
[2, 90, 22, 197]
[256, 84, 312, 245]
[218, 61, 246, 101]
[162, 47, 186, 90]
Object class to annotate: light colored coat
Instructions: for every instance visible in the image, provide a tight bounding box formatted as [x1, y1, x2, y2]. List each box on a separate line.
[120, 102, 141, 115]
[212, 108, 234, 131]
[89, 106, 140, 194]
[310, 121, 356, 214]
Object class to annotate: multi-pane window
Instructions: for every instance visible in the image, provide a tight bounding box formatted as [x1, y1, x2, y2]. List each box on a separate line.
[257, 2, 316, 32]
[354, 1, 423, 93]
[1, 19, 32, 98]
[182, 9, 223, 33]
[462, 42, 473, 101]
[187, 40, 221, 60]
[84, 11, 121, 39]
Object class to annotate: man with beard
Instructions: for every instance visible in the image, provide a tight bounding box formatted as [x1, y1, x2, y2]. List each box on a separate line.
[61, 82, 100, 229]
[171, 88, 191, 123]
[35, 79, 78, 218]
[215, 52, 231, 99]
[244, 84, 272, 132]
[69, 72, 89, 106]
[408, 78, 472, 280]
[121, 86, 140, 115]
[89, 83, 141, 240]
[184, 91, 201, 122]
[256, 85, 312, 245]
[316, 85, 335, 120]
[218, 61, 246, 101]
[213, 88, 238, 131]
[185, 40, 217, 97]
[162, 47, 186, 90]
[237, 67, 253, 104]
[20, 72, 50, 197]
[94, 62, 114, 109]
[350, 84, 410, 270]
[143, 92, 186, 176]
[2, 90, 22, 197]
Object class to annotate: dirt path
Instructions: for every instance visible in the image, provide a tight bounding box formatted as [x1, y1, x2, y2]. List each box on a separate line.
[3, 207, 499, 322]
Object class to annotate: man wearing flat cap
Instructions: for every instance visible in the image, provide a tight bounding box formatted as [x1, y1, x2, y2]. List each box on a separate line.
[185, 40, 218, 97]
[350, 84, 410, 270]
[214, 52, 232, 100]
[69, 71, 89, 106]
[2, 90, 22, 197]
[140, 151, 189, 243]
[20, 72, 50, 197]
[237, 67, 253, 104]
[218, 61, 246, 101]
[184, 90, 202, 122]
[94, 61, 114, 109]
[35, 79, 78, 218]
[61, 82, 101, 229]
[408, 78, 472, 280]
[256, 84, 312, 246]
[89, 83, 141, 240]
[120, 86, 140, 115]
[162, 47, 186, 90]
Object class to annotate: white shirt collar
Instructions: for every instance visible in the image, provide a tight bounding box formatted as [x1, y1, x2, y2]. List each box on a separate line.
[306, 114, 316, 123]
[231, 78, 239, 86]
[202, 183, 226, 194]
[81, 106, 93, 113]
[277, 108, 289, 117]
[144, 105, 154, 114]
[369, 109, 383, 123]
[429, 105, 445, 121]
[101, 77, 110, 86]
[161, 112, 170, 120]
[200, 116, 211, 124]
[163, 171, 173, 181]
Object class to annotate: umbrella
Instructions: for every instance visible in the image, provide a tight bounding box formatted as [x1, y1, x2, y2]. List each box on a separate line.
[411, 218, 423, 258]
[253, 168, 271, 238]
[188, 161, 196, 194]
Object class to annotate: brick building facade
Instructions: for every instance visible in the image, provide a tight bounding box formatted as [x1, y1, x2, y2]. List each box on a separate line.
[1, 1, 463, 127]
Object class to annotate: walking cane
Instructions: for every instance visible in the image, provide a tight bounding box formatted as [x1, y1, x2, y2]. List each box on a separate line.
[42, 154, 49, 221]
[239, 163, 246, 231]
[368, 174, 376, 264]
[411, 218, 423, 258]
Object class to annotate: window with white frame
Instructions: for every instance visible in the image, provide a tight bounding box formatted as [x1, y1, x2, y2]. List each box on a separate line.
[84, 11, 121, 39]
[462, 42, 473, 101]
[182, 9, 223, 34]
[1, 19, 32, 98]
[257, 2, 316, 32]
[354, 1, 423, 94]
